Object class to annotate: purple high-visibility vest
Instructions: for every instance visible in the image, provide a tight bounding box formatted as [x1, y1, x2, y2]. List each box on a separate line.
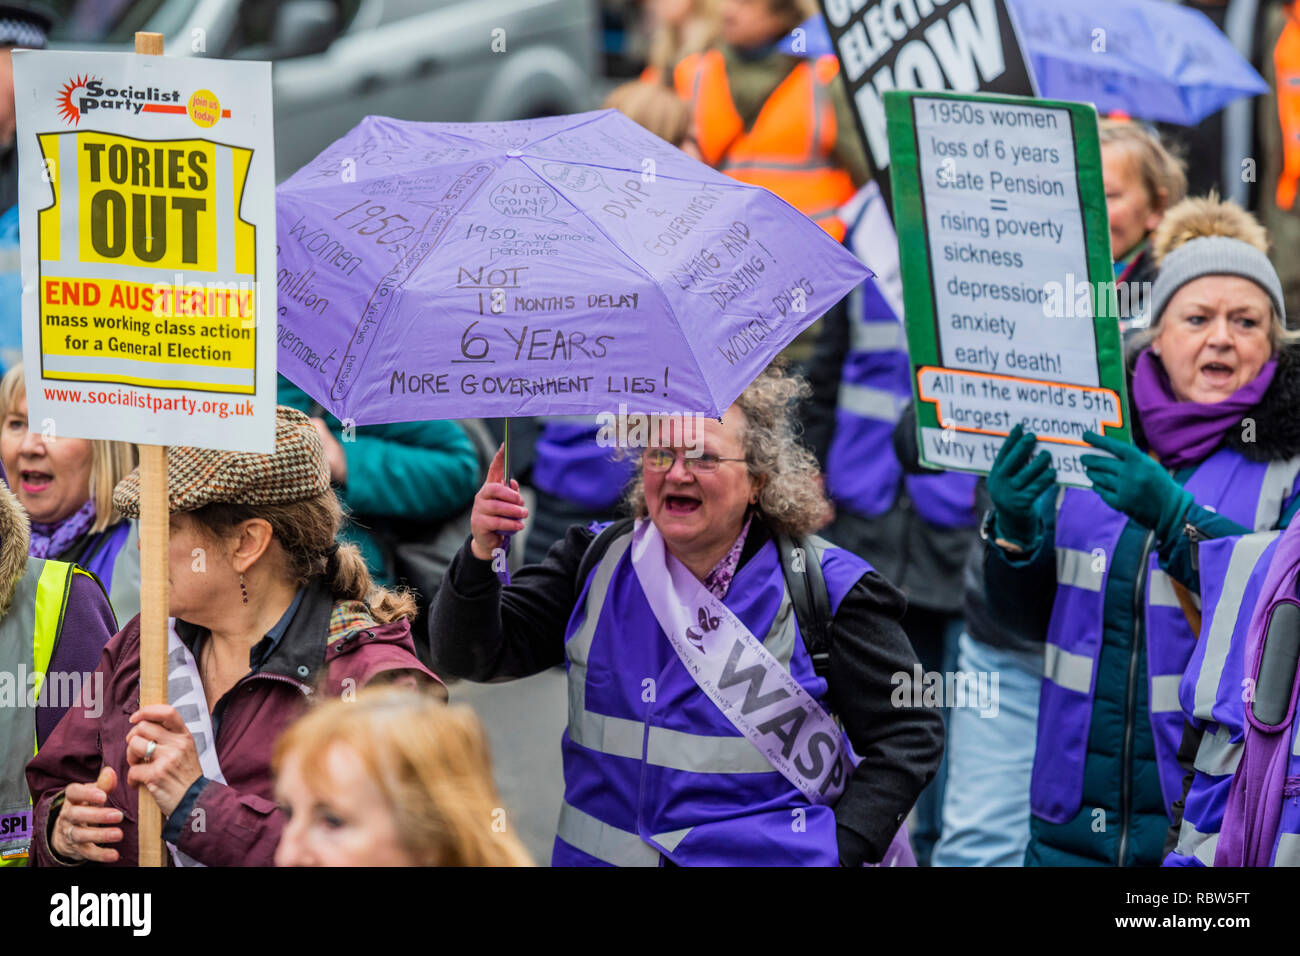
[1164, 529, 1300, 866]
[1033, 448, 1300, 826]
[825, 281, 976, 530]
[533, 419, 636, 511]
[553, 524, 872, 866]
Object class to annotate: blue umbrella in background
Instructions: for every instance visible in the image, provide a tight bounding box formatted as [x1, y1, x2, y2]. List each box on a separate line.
[778, 14, 834, 58]
[1005, 0, 1267, 126]
[792, 0, 1266, 127]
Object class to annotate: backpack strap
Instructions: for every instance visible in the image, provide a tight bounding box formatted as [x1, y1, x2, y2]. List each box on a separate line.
[573, 517, 636, 601]
[776, 532, 833, 680]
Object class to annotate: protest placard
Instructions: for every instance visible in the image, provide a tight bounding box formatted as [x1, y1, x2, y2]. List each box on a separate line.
[886, 89, 1130, 486]
[817, 0, 1035, 193]
[13, 48, 276, 452]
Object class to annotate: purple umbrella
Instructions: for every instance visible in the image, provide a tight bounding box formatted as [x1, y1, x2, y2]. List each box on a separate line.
[274, 111, 869, 426]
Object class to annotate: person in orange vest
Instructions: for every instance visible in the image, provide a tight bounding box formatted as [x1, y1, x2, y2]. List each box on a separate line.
[1259, 0, 1300, 327]
[673, 0, 869, 366]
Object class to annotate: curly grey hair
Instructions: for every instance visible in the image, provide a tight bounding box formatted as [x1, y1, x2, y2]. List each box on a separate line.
[624, 363, 830, 537]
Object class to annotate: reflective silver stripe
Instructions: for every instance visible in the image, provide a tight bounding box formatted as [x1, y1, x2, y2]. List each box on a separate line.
[837, 382, 899, 422]
[1044, 642, 1093, 694]
[555, 801, 660, 867]
[645, 726, 774, 773]
[574, 712, 645, 761]
[542, 414, 599, 425]
[1174, 818, 1219, 866]
[107, 520, 140, 626]
[1275, 832, 1300, 866]
[849, 319, 905, 354]
[1149, 674, 1183, 714]
[1253, 456, 1300, 532]
[1056, 547, 1103, 592]
[568, 526, 803, 774]
[1195, 724, 1242, 777]
[651, 826, 693, 853]
[1148, 569, 1183, 608]
[1194, 532, 1280, 720]
[566, 531, 635, 753]
[1293, 708, 1300, 757]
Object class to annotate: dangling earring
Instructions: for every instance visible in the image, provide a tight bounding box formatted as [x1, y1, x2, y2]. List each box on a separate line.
[239, 572, 248, 605]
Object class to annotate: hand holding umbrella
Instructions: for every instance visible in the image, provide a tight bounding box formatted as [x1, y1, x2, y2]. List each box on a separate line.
[470, 444, 529, 563]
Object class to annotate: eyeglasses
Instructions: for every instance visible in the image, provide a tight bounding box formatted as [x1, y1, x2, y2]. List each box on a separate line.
[641, 448, 748, 474]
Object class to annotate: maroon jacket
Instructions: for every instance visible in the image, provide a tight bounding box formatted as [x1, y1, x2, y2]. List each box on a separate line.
[26, 578, 439, 867]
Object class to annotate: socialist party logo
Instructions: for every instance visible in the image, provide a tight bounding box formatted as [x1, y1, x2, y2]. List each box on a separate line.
[56, 75, 183, 125]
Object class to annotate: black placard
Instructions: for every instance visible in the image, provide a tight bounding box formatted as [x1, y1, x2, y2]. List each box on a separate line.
[818, 0, 1037, 199]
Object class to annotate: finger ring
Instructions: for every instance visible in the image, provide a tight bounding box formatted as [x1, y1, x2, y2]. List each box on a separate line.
[65, 824, 77, 845]
[144, 739, 157, 762]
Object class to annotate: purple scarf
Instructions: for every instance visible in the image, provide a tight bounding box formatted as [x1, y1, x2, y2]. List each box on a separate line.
[1132, 349, 1277, 469]
[1214, 522, 1300, 866]
[29, 499, 96, 559]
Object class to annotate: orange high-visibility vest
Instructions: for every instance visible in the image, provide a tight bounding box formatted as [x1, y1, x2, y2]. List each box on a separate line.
[674, 50, 855, 241]
[1274, 3, 1300, 210]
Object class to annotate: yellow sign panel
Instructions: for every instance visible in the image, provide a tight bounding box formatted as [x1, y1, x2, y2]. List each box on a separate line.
[36, 131, 256, 393]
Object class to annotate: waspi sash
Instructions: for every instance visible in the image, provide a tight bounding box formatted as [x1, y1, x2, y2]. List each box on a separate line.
[165, 620, 227, 868]
[630, 518, 854, 803]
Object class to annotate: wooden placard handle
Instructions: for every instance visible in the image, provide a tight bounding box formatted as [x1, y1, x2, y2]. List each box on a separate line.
[134, 29, 167, 869]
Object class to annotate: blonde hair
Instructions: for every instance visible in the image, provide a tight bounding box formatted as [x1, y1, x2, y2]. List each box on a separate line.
[273, 687, 533, 867]
[1145, 195, 1296, 351]
[625, 363, 829, 537]
[603, 81, 692, 147]
[0, 363, 137, 534]
[647, 0, 721, 83]
[1099, 119, 1187, 218]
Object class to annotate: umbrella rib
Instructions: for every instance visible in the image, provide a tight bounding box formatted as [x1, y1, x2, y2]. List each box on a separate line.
[512, 154, 720, 416]
[520, 109, 611, 152]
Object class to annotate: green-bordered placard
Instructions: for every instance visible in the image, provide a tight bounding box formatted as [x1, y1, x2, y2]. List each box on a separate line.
[886, 89, 1130, 487]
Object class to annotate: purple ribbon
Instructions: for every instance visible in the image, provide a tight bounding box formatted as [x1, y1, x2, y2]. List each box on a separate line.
[1215, 523, 1300, 866]
[1132, 349, 1276, 469]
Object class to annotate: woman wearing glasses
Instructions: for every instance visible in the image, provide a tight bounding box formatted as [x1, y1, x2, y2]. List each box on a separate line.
[430, 364, 943, 866]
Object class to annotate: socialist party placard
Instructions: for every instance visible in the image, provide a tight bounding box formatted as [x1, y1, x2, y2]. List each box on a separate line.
[886, 90, 1130, 486]
[13, 50, 276, 452]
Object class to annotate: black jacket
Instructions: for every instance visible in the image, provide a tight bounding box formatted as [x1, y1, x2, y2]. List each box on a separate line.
[429, 519, 945, 865]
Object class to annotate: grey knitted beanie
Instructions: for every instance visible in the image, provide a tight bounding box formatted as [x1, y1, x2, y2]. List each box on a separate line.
[1149, 235, 1285, 327]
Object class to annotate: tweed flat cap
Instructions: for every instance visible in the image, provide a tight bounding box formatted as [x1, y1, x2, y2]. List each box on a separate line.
[113, 406, 330, 518]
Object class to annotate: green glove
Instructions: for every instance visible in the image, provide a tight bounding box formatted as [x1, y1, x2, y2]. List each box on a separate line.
[1080, 431, 1193, 543]
[987, 424, 1056, 547]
